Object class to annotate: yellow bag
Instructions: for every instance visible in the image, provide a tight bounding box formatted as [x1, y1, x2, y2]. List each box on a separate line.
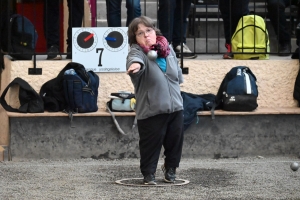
[231, 15, 269, 60]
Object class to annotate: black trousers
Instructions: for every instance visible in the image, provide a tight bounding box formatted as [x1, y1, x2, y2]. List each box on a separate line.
[158, 0, 192, 47]
[137, 110, 184, 177]
[267, 0, 291, 45]
[219, 0, 249, 44]
[44, 0, 84, 49]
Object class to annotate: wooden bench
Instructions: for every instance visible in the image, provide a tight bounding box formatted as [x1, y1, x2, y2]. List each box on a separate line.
[2, 56, 300, 160]
[6, 107, 300, 118]
[5, 106, 300, 118]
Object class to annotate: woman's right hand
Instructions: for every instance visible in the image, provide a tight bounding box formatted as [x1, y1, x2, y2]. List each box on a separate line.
[127, 63, 141, 74]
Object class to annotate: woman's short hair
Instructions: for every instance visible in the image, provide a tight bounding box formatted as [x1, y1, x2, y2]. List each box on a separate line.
[128, 16, 162, 46]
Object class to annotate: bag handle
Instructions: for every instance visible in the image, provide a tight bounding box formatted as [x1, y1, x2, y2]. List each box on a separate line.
[76, 67, 91, 88]
[110, 93, 135, 99]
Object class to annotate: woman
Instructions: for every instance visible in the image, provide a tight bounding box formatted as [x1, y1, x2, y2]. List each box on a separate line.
[126, 16, 184, 185]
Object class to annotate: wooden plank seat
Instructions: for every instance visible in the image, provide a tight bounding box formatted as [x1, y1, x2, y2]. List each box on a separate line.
[5, 107, 300, 118]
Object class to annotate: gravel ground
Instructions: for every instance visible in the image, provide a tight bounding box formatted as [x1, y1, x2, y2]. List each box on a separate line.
[1, 156, 300, 200]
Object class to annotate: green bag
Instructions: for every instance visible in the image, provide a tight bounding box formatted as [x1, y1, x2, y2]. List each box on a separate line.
[231, 15, 269, 60]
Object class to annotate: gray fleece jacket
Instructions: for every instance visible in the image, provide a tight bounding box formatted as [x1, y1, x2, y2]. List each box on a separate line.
[126, 44, 183, 120]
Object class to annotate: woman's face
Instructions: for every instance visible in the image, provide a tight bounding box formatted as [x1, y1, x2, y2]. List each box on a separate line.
[135, 24, 156, 47]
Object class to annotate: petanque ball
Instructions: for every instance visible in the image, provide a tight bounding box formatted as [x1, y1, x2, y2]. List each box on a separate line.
[147, 50, 157, 60]
[290, 162, 299, 171]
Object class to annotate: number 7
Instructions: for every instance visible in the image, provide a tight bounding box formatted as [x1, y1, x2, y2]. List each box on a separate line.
[96, 48, 104, 66]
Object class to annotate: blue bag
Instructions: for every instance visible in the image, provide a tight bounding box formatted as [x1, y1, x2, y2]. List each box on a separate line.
[216, 66, 258, 111]
[63, 67, 99, 113]
[181, 91, 216, 131]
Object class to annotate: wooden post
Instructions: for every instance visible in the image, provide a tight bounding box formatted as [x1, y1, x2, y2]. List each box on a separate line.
[0, 146, 4, 161]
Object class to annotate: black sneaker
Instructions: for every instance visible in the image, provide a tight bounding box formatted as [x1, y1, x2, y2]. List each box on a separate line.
[143, 174, 157, 185]
[47, 45, 62, 60]
[66, 45, 72, 59]
[161, 164, 176, 183]
[278, 42, 291, 56]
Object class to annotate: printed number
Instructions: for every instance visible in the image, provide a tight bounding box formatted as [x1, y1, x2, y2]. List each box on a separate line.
[96, 48, 104, 66]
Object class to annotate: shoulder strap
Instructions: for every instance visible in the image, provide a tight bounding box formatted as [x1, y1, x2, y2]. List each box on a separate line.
[0, 77, 34, 112]
[64, 79, 76, 111]
[215, 72, 229, 107]
[243, 66, 257, 80]
[106, 102, 126, 135]
[106, 102, 137, 135]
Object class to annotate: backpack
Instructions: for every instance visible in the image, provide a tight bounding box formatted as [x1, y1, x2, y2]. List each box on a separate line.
[0, 77, 44, 113]
[40, 62, 99, 113]
[63, 67, 99, 113]
[293, 67, 300, 106]
[231, 15, 269, 60]
[215, 66, 258, 111]
[1, 14, 38, 60]
[181, 91, 216, 131]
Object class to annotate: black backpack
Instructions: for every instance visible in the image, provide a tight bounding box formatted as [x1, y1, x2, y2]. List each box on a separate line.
[215, 66, 258, 111]
[40, 62, 99, 113]
[1, 14, 38, 60]
[293, 66, 300, 105]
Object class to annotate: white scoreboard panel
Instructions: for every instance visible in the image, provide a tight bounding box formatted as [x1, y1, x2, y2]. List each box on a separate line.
[72, 27, 128, 72]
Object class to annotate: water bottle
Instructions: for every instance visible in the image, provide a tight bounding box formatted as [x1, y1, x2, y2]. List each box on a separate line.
[64, 69, 76, 75]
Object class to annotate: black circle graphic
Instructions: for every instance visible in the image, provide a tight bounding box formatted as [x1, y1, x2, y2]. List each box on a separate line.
[77, 31, 95, 49]
[106, 31, 124, 49]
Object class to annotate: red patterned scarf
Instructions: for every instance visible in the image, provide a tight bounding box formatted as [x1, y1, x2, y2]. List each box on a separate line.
[139, 36, 170, 58]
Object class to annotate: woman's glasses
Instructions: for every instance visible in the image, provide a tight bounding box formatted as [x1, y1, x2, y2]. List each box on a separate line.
[136, 28, 154, 37]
